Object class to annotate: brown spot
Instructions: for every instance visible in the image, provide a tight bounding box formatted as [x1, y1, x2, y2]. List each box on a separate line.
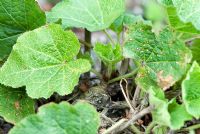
[157, 71, 174, 90]
[14, 101, 20, 110]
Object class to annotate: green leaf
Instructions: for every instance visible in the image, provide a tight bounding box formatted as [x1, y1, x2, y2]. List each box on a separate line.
[172, 0, 200, 30]
[149, 89, 192, 130]
[182, 61, 200, 118]
[144, 0, 165, 22]
[0, 24, 91, 99]
[77, 52, 93, 65]
[0, 0, 46, 60]
[157, 0, 173, 6]
[168, 100, 192, 129]
[123, 23, 192, 90]
[166, 6, 200, 34]
[0, 85, 35, 124]
[110, 12, 151, 33]
[9, 102, 100, 134]
[191, 39, 200, 64]
[152, 126, 168, 134]
[46, 0, 125, 32]
[94, 43, 123, 65]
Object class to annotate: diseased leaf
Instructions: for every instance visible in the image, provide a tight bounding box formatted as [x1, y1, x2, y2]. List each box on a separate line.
[0, 85, 35, 124]
[9, 102, 100, 134]
[0, 24, 91, 99]
[94, 43, 123, 65]
[46, 0, 125, 32]
[123, 23, 192, 90]
[0, 0, 46, 60]
[172, 0, 200, 30]
[182, 61, 200, 118]
[149, 89, 192, 130]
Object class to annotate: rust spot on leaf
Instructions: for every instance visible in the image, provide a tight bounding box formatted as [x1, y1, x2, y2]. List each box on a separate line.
[157, 71, 173, 90]
[14, 101, 20, 110]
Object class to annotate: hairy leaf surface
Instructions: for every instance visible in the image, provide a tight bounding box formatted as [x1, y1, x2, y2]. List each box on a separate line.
[0, 85, 35, 124]
[46, 0, 125, 31]
[9, 102, 100, 134]
[110, 12, 151, 33]
[172, 0, 200, 30]
[182, 61, 200, 118]
[166, 6, 200, 35]
[149, 89, 192, 130]
[123, 23, 192, 90]
[0, 0, 46, 60]
[0, 24, 91, 99]
[94, 43, 123, 65]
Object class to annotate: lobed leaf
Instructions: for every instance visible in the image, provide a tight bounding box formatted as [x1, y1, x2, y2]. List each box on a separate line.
[182, 61, 200, 118]
[0, 24, 91, 99]
[46, 0, 125, 32]
[0, 85, 35, 124]
[94, 43, 123, 65]
[172, 0, 200, 30]
[123, 23, 192, 91]
[0, 0, 46, 60]
[149, 89, 192, 130]
[9, 102, 100, 134]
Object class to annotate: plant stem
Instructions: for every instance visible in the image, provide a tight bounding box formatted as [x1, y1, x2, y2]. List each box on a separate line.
[79, 39, 93, 48]
[129, 125, 142, 134]
[184, 35, 200, 42]
[117, 105, 154, 132]
[85, 29, 91, 48]
[117, 33, 121, 44]
[120, 79, 134, 112]
[106, 63, 113, 80]
[145, 122, 156, 134]
[102, 119, 128, 134]
[180, 124, 200, 132]
[108, 68, 139, 84]
[84, 29, 91, 78]
[132, 86, 141, 108]
[103, 30, 115, 45]
[120, 58, 130, 75]
[90, 69, 103, 79]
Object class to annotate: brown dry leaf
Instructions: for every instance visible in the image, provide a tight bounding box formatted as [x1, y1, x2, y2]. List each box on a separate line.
[157, 71, 174, 90]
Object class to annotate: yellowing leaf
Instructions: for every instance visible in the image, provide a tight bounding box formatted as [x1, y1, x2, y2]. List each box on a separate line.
[0, 24, 91, 99]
